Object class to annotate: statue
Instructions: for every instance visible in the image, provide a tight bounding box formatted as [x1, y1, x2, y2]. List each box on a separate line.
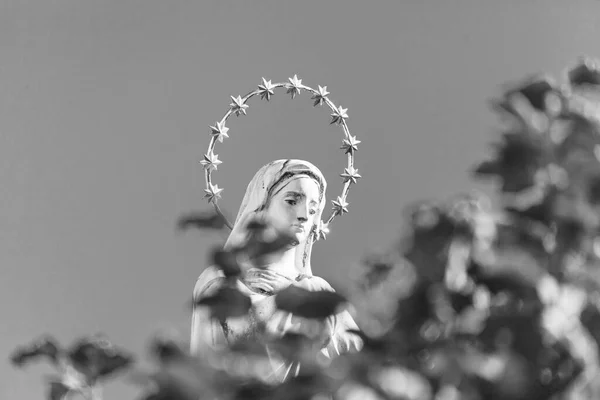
[190, 77, 363, 382]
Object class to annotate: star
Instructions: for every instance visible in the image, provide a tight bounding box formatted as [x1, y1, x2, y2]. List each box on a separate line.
[200, 151, 222, 172]
[204, 183, 223, 204]
[229, 95, 249, 116]
[209, 121, 229, 143]
[330, 105, 349, 125]
[332, 197, 349, 216]
[316, 221, 330, 241]
[341, 135, 361, 154]
[285, 74, 303, 99]
[258, 78, 276, 101]
[340, 166, 361, 184]
[312, 85, 330, 107]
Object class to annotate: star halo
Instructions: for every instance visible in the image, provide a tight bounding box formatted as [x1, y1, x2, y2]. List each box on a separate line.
[203, 75, 361, 241]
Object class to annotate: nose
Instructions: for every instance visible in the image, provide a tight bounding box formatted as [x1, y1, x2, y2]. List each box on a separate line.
[296, 203, 309, 223]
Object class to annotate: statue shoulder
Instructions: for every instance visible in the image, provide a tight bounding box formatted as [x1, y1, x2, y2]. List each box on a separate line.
[193, 266, 226, 299]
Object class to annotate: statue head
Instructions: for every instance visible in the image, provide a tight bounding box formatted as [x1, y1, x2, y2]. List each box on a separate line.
[224, 159, 327, 276]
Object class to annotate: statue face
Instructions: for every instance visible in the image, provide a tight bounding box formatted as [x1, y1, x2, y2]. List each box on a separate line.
[264, 176, 320, 245]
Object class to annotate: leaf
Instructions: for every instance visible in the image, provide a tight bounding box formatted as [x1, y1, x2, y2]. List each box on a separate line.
[449, 291, 474, 314]
[394, 281, 436, 328]
[361, 258, 394, 289]
[275, 286, 347, 319]
[271, 372, 332, 400]
[211, 248, 242, 278]
[507, 76, 558, 112]
[177, 211, 228, 231]
[345, 329, 387, 353]
[68, 336, 133, 382]
[245, 219, 269, 233]
[403, 207, 456, 283]
[48, 381, 70, 400]
[268, 332, 314, 360]
[149, 336, 188, 365]
[138, 371, 206, 400]
[580, 302, 600, 350]
[469, 268, 539, 300]
[195, 287, 252, 320]
[245, 231, 297, 261]
[568, 58, 600, 86]
[474, 133, 550, 193]
[10, 335, 61, 367]
[233, 381, 274, 400]
[534, 339, 584, 397]
[505, 193, 556, 226]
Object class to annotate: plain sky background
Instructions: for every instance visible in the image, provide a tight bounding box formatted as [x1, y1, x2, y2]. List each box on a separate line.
[3, 1, 600, 398]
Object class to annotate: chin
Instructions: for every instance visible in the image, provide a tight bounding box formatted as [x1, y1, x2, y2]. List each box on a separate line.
[290, 232, 306, 246]
[291, 235, 303, 246]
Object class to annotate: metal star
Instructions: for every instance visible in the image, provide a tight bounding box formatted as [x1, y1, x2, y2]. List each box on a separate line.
[312, 85, 330, 107]
[209, 121, 229, 143]
[258, 78, 276, 101]
[340, 166, 361, 184]
[204, 183, 223, 204]
[317, 221, 330, 241]
[229, 95, 249, 116]
[285, 75, 303, 99]
[332, 197, 349, 216]
[330, 105, 349, 125]
[200, 151, 222, 172]
[341, 135, 361, 154]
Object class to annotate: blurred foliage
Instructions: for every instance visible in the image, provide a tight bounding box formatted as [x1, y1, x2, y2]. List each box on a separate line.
[11, 57, 600, 399]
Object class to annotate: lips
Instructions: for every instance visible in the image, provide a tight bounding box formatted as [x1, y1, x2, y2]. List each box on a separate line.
[291, 225, 305, 232]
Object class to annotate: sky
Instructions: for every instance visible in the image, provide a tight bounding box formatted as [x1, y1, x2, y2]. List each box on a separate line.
[3, 1, 600, 398]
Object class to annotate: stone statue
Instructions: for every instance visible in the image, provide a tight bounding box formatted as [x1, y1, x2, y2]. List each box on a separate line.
[190, 159, 363, 381]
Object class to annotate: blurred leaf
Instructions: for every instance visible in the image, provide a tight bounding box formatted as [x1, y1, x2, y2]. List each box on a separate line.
[245, 219, 269, 233]
[345, 330, 387, 354]
[245, 231, 298, 261]
[505, 193, 556, 226]
[534, 339, 584, 398]
[268, 332, 314, 361]
[506, 76, 560, 112]
[580, 301, 600, 352]
[489, 98, 528, 126]
[195, 286, 252, 320]
[449, 291, 474, 314]
[233, 381, 274, 400]
[568, 59, 600, 86]
[480, 313, 544, 362]
[177, 211, 228, 231]
[68, 336, 133, 382]
[271, 372, 332, 400]
[211, 248, 242, 278]
[468, 267, 539, 301]
[275, 286, 347, 319]
[138, 371, 205, 400]
[47, 381, 70, 400]
[361, 258, 393, 290]
[395, 282, 436, 328]
[10, 336, 61, 367]
[473, 132, 550, 193]
[473, 351, 535, 400]
[403, 207, 456, 283]
[149, 336, 188, 365]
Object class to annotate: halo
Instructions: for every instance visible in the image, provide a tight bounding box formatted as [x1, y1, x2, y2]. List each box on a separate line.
[201, 75, 361, 241]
